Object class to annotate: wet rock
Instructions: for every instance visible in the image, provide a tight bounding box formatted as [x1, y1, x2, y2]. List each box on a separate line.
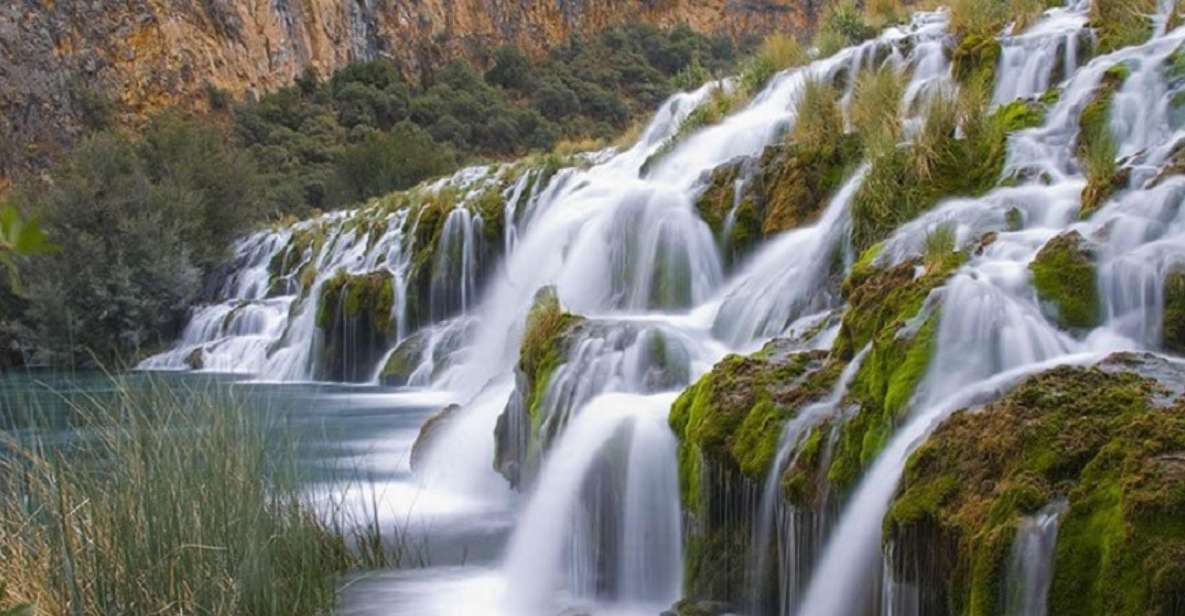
[314, 269, 396, 382]
[410, 403, 461, 473]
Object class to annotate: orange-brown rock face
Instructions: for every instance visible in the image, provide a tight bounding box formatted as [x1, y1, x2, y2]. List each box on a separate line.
[0, 0, 814, 180]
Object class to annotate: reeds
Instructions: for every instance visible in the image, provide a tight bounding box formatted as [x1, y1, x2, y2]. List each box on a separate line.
[0, 374, 414, 615]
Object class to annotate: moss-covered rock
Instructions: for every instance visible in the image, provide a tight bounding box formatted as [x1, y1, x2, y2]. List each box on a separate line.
[885, 353, 1185, 616]
[824, 252, 966, 493]
[694, 132, 862, 266]
[379, 332, 427, 386]
[315, 269, 396, 382]
[1030, 230, 1101, 330]
[1164, 265, 1185, 354]
[670, 343, 837, 508]
[492, 287, 584, 487]
[951, 34, 1002, 88]
[669, 339, 841, 600]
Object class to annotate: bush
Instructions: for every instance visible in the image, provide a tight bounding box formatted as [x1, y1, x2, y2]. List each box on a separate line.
[814, 0, 877, 57]
[850, 64, 905, 157]
[332, 122, 456, 206]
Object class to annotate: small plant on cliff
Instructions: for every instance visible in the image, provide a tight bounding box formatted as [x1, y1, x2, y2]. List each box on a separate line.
[792, 77, 845, 150]
[739, 34, 808, 95]
[851, 65, 906, 157]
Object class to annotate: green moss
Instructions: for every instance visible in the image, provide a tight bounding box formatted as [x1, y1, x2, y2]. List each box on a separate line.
[669, 344, 838, 512]
[695, 135, 862, 266]
[1030, 230, 1101, 329]
[827, 251, 966, 492]
[883, 358, 1185, 616]
[1164, 266, 1185, 354]
[517, 287, 584, 454]
[952, 34, 1002, 88]
[1077, 62, 1131, 218]
[316, 270, 395, 336]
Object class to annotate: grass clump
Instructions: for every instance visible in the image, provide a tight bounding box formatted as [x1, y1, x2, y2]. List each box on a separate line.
[739, 34, 809, 96]
[793, 76, 846, 149]
[850, 82, 1046, 252]
[1091, 0, 1158, 54]
[813, 0, 878, 59]
[0, 378, 364, 615]
[1077, 63, 1130, 218]
[850, 65, 906, 157]
[923, 222, 958, 270]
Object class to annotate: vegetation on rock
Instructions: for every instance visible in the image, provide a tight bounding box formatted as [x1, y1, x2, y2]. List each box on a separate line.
[1077, 63, 1130, 218]
[315, 270, 396, 381]
[1164, 265, 1185, 354]
[1030, 230, 1101, 330]
[885, 354, 1185, 616]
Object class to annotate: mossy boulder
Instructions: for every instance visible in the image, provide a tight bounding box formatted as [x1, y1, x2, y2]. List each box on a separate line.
[1164, 265, 1185, 354]
[824, 252, 965, 494]
[315, 269, 396, 382]
[379, 332, 427, 386]
[669, 339, 841, 600]
[694, 133, 861, 266]
[492, 287, 584, 488]
[1030, 230, 1101, 330]
[885, 353, 1185, 616]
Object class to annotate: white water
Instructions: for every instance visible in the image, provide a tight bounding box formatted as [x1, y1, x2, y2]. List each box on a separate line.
[1004, 499, 1069, 616]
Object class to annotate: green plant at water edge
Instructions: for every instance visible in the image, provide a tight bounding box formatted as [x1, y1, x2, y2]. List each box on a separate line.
[0, 202, 57, 292]
[813, 0, 877, 58]
[0, 376, 412, 615]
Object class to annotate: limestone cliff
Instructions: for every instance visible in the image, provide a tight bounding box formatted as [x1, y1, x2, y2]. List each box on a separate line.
[0, 0, 816, 182]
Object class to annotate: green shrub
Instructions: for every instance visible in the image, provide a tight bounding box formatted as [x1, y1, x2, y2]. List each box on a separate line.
[850, 65, 905, 157]
[1091, 0, 1157, 53]
[814, 0, 877, 58]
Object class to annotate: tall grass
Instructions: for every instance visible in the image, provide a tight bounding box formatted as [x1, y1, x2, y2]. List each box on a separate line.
[0, 376, 404, 615]
[950, 0, 1053, 36]
[738, 34, 808, 96]
[792, 77, 845, 149]
[851, 65, 906, 157]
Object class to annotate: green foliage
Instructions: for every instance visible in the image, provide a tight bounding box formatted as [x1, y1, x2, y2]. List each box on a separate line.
[237, 24, 739, 216]
[814, 0, 877, 58]
[332, 123, 457, 206]
[13, 115, 263, 366]
[1091, 0, 1157, 54]
[1030, 230, 1101, 329]
[0, 202, 57, 292]
[792, 77, 845, 150]
[850, 89, 1046, 252]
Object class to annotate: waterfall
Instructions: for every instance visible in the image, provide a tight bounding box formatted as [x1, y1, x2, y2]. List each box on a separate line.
[499, 393, 681, 614]
[1003, 499, 1069, 616]
[144, 0, 1185, 611]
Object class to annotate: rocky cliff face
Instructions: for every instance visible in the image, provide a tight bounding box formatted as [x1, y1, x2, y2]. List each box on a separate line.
[0, 0, 815, 182]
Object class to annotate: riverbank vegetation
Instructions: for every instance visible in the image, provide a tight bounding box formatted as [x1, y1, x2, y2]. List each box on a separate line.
[0, 376, 403, 615]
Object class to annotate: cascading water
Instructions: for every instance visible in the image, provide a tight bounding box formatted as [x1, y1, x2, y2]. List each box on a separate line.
[1003, 499, 1069, 616]
[147, 0, 1185, 612]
